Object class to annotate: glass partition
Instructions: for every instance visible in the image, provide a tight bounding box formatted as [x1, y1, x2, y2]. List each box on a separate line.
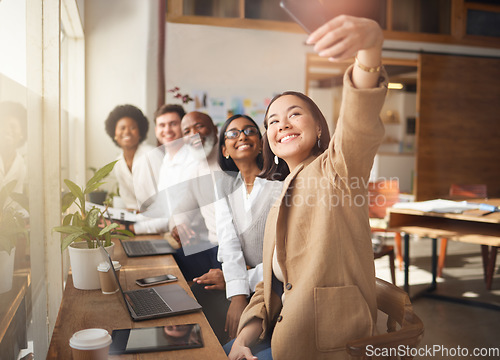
[0, 0, 48, 357]
[0, 0, 73, 358]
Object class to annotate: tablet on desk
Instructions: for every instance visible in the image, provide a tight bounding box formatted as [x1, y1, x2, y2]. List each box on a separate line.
[109, 324, 203, 355]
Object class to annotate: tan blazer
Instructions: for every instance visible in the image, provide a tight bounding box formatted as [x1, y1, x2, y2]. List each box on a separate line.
[238, 65, 388, 360]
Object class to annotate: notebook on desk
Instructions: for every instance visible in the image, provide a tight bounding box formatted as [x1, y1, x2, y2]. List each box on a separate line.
[120, 239, 176, 257]
[100, 245, 201, 321]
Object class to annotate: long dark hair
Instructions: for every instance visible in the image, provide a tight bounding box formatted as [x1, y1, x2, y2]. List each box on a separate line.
[259, 91, 330, 181]
[218, 114, 264, 175]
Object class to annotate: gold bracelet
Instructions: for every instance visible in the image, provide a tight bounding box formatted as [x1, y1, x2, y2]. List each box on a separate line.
[355, 56, 381, 73]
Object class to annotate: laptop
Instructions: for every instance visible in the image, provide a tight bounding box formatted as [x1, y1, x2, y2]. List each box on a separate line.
[100, 245, 201, 321]
[120, 239, 176, 257]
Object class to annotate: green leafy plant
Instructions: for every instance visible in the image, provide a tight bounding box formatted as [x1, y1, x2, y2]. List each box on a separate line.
[0, 181, 28, 255]
[53, 160, 133, 251]
[87, 166, 109, 205]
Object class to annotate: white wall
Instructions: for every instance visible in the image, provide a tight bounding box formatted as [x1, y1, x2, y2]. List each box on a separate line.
[378, 90, 417, 153]
[0, 0, 26, 86]
[85, 0, 157, 187]
[372, 153, 415, 193]
[165, 22, 308, 125]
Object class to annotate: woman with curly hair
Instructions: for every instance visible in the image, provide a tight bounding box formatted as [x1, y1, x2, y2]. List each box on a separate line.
[104, 104, 153, 210]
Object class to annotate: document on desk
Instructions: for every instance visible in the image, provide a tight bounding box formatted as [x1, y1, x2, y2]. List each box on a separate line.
[392, 199, 478, 213]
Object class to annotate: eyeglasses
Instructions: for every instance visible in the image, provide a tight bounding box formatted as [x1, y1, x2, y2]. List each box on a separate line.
[224, 126, 259, 139]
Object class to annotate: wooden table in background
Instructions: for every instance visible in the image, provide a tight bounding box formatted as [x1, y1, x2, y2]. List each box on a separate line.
[47, 237, 227, 359]
[387, 199, 500, 309]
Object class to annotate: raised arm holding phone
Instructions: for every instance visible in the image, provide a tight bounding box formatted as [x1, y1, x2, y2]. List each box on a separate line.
[227, 15, 387, 360]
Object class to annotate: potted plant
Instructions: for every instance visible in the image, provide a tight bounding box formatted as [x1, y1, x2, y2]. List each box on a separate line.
[0, 181, 28, 294]
[53, 160, 133, 290]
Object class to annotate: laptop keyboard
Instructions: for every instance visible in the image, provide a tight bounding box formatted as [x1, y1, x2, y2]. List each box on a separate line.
[123, 241, 156, 255]
[125, 288, 173, 317]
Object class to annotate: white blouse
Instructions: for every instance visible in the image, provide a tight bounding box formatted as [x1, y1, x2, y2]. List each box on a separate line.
[133, 144, 198, 235]
[113, 142, 154, 211]
[216, 174, 282, 299]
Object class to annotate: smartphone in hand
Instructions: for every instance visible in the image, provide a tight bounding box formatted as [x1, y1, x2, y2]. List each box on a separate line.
[280, 0, 384, 34]
[135, 274, 178, 286]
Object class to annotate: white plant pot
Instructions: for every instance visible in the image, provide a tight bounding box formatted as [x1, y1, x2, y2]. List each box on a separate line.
[0, 247, 16, 294]
[68, 241, 115, 290]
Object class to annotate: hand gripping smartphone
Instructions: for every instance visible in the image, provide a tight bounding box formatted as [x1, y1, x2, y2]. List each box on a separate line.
[280, 0, 385, 34]
[135, 274, 178, 287]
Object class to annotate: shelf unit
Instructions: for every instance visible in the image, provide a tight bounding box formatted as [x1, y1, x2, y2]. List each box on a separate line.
[167, 0, 500, 48]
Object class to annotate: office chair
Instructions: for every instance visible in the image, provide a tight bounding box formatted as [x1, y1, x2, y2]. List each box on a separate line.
[346, 277, 424, 360]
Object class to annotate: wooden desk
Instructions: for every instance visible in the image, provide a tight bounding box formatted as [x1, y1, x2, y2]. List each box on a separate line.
[388, 199, 500, 300]
[47, 238, 227, 359]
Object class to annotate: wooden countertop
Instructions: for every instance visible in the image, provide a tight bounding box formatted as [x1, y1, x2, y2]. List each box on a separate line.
[47, 237, 227, 359]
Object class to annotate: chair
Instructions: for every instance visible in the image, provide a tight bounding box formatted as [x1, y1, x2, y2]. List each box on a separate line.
[346, 278, 424, 360]
[437, 184, 488, 278]
[369, 180, 401, 284]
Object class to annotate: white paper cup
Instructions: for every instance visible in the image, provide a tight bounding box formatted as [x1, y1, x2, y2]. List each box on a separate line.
[112, 196, 126, 209]
[97, 261, 121, 294]
[69, 328, 112, 360]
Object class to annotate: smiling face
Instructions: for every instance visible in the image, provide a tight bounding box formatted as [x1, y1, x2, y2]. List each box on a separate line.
[222, 117, 261, 164]
[181, 112, 217, 153]
[266, 95, 321, 170]
[155, 112, 182, 145]
[114, 117, 141, 150]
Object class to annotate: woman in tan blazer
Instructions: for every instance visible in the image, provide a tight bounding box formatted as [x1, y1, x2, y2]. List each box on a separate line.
[227, 15, 388, 360]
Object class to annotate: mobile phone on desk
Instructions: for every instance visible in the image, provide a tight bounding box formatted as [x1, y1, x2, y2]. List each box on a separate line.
[280, 0, 385, 34]
[136, 274, 178, 286]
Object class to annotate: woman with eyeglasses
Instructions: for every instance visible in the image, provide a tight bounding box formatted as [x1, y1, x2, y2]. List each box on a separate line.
[227, 15, 388, 360]
[190, 114, 281, 345]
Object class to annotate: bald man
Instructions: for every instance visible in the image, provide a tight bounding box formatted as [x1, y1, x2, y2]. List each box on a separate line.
[169, 111, 221, 275]
[169, 111, 231, 344]
[180, 111, 219, 165]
